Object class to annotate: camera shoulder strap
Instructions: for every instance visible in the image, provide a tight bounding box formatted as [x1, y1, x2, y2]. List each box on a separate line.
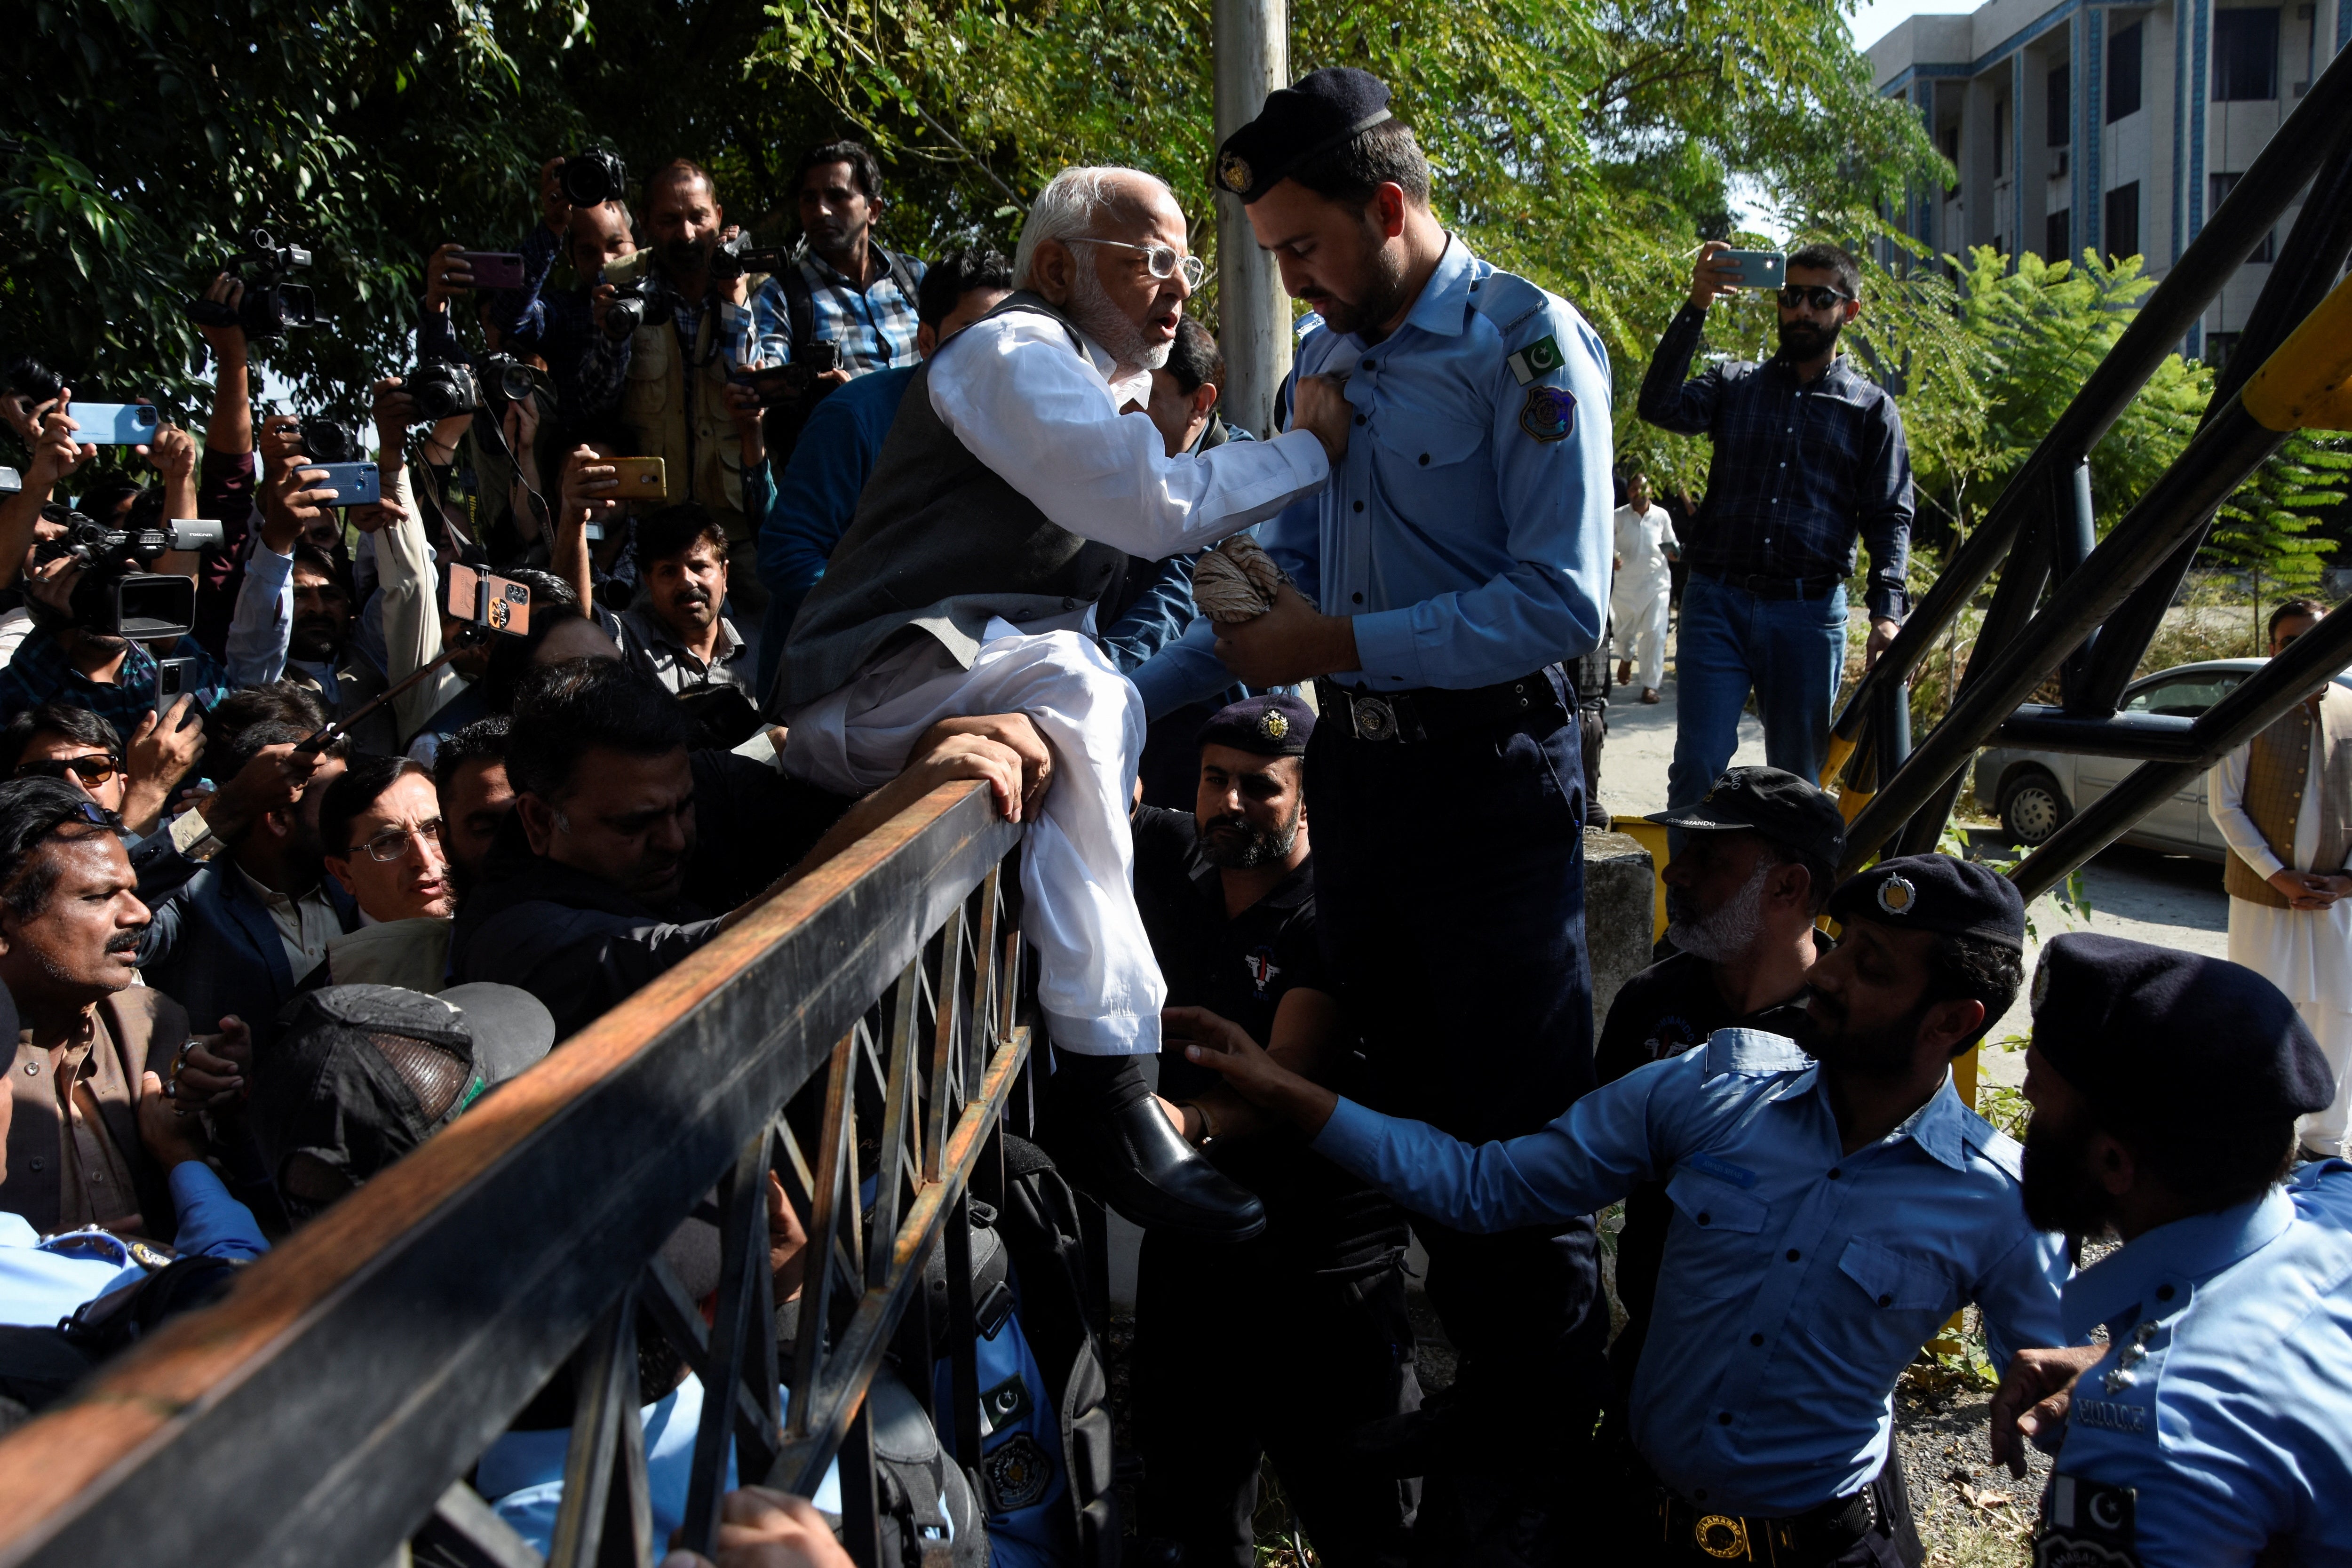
[781, 257, 818, 363]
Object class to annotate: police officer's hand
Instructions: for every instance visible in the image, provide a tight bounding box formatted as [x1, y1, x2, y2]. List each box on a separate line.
[1988, 1344, 2106, 1476]
[1212, 582, 1359, 686]
[1689, 240, 1743, 311]
[138, 1070, 211, 1169]
[659, 1487, 855, 1568]
[1290, 373, 1352, 467]
[1165, 1004, 1337, 1134]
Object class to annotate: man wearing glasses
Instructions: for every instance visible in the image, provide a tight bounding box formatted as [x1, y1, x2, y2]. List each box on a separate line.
[775, 163, 1353, 1244]
[317, 755, 460, 993]
[1638, 241, 1914, 815]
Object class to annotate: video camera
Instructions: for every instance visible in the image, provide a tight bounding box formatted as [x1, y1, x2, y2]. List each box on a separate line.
[707, 231, 788, 285]
[559, 147, 628, 210]
[406, 356, 538, 423]
[185, 227, 317, 341]
[32, 500, 224, 641]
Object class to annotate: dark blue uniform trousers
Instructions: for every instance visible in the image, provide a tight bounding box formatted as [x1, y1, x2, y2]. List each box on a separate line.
[1306, 674, 1610, 1482]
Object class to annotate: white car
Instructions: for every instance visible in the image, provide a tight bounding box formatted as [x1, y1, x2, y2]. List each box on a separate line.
[1971, 658, 2352, 859]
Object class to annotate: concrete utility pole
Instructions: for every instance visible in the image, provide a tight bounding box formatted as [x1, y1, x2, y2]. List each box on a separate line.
[1212, 0, 1291, 438]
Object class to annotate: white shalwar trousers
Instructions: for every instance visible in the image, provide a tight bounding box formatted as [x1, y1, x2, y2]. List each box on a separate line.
[776, 623, 1161, 1057]
[1611, 570, 1671, 691]
[2228, 894, 2352, 1148]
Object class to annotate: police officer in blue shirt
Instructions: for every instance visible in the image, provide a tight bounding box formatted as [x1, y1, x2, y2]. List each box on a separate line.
[1206, 68, 1618, 1528]
[1172, 854, 2072, 1566]
[1985, 934, 2352, 1568]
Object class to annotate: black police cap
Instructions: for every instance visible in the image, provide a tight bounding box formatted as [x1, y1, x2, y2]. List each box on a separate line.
[1646, 766, 1846, 869]
[1827, 853, 2026, 949]
[1196, 693, 1314, 757]
[1215, 68, 1394, 204]
[2031, 932, 2331, 1132]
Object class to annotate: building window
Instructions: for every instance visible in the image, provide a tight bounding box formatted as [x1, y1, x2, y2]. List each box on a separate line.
[2047, 208, 2073, 262]
[2105, 182, 2142, 261]
[1942, 127, 1961, 194]
[2205, 330, 2243, 369]
[2047, 63, 2071, 143]
[2213, 7, 2281, 100]
[2209, 173, 2277, 261]
[1995, 96, 2010, 172]
[2107, 22, 2144, 119]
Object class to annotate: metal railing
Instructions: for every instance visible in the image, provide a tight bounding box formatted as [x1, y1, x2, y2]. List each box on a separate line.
[0, 780, 1027, 1568]
[1827, 41, 2352, 896]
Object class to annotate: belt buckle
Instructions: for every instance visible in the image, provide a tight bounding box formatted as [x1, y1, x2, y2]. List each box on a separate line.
[1351, 694, 1400, 742]
[1693, 1514, 1752, 1560]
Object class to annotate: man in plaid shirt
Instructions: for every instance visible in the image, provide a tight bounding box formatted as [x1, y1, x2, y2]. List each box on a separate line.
[1638, 239, 1912, 816]
[748, 141, 927, 384]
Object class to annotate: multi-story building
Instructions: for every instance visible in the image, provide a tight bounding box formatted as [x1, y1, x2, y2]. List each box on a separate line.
[1868, 0, 2348, 365]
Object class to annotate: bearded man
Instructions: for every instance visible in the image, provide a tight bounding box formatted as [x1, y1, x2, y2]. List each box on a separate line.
[1593, 767, 1846, 1437]
[770, 166, 1352, 1240]
[1638, 240, 1914, 811]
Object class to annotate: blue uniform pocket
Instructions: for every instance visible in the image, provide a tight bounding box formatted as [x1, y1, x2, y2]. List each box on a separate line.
[1664, 1167, 1771, 1301]
[1368, 414, 1483, 529]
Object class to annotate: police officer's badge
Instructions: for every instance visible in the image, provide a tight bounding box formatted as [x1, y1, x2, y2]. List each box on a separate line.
[1519, 384, 1575, 444]
[1257, 708, 1289, 742]
[1217, 151, 1254, 196]
[1876, 873, 1917, 915]
[981, 1433, 1055, 1513]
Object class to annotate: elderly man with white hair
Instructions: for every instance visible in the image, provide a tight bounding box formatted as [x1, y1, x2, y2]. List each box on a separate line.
[771, 166, 1352, 1238]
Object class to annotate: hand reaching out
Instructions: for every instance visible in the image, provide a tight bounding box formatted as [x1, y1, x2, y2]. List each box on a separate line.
[138, 1070, 210, 1170]
[172, 1016, 253, 1110]
[1988, 1344, 2106, 1476]
[195, 273, 249, 363]
[1162, 1004, 1338, 1133]
[424, 242, 476, 314]
[910, 713, 1053, 823]
[122, 695, 206, 835]
[659, 1487, 855, 1568]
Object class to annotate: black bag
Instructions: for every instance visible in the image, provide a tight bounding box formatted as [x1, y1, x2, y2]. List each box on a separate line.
[991, 1135, 1118, 1568]
[0, 1251, 246, 1416]
[864, 1365, 989, 1568]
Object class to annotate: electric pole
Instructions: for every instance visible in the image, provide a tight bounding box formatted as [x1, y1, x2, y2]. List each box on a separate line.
[1212, 0, 1291, 438]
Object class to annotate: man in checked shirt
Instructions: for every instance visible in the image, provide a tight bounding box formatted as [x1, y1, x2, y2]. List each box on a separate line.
[1639, 240, 1913, 815]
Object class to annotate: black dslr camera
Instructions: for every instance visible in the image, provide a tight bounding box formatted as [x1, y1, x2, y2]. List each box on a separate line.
[407, 357, 538, 422]
[32, 498, 224, 640]
[559, 147, 628, 209]
[297, 415, 362, 464]
[601, 273, 683, 343]
[707, 231, 788, 285]
[185, 227, 317, 341]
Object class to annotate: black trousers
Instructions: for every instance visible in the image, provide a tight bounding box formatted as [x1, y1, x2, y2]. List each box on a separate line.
[1306, 686, 1611, 1538]
[1134, 1226, 1421, 1568]
[1606, 1445, 1925, 1568]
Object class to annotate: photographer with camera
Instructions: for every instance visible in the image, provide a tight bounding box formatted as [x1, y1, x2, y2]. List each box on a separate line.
[486, 155, 640, 422]
[579, 159, 768, 615]
[0, 375, 95, 618]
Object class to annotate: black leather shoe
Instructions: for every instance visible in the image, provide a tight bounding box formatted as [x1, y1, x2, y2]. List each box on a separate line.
[1055, 1094, 1267, 1242]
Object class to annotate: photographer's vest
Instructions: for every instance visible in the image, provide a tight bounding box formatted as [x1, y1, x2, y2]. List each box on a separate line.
[771, 293, 1128, 711]
[2224, 684, 2352, 907]
[618, 278, 768, 546]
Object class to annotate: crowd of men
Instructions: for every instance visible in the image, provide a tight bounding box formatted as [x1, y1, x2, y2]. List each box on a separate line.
[0, 62, 2346, 1568]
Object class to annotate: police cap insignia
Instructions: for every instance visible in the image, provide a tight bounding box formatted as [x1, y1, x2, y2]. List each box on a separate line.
[1876, 873, 1916, 915]
[1258, 708, 1289, 741]
[1519, 384, 1576, 444]
[1217, 151, 1254, 194]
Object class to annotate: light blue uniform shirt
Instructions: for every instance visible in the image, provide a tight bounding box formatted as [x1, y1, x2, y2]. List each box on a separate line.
[1261, 236, 1614, 692]
[2043, 1161, 2352, 1568]
[1312, 1027, 2070, 1516]
[0, 1161, 270, 1328]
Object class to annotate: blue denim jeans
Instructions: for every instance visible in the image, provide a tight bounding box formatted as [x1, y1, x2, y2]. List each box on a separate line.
[1668, 571, 1848, 812]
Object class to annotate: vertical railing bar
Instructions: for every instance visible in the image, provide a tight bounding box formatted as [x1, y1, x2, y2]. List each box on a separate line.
[546, 1286, 638, 1568]
[836, 1396, 883, 1568]
[734, 1134, 783, 1485]
[789, 1033, 857, 1437]
[968, 866, 1001, 1084]
[868, 958, 924, 1290]
[926, 906, 967, 1181]
[942, 1191, 983, 1466]
[681, 1130, 772, 1554]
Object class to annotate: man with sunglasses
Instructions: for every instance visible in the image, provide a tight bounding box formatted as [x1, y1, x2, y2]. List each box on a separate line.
[2207, 597, 2352, 1159]
[773, 163, 1352, 1245]
[0, 701, 203, 840]
[1639, 241, 1913, 816]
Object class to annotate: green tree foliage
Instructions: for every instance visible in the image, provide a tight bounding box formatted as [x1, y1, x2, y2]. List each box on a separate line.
[2205, 431, 2349, 597]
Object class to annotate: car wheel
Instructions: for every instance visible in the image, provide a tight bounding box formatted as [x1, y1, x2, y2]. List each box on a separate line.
[2001, 769, 2071, 847]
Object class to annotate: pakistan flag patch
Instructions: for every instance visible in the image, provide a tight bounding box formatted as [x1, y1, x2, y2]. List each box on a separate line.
[1506, 334, 1565, 386]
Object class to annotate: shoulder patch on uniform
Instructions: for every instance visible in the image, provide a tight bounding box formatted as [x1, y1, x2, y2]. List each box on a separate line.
[1506, 334, 1565, 386]
[1518, 383, 1576, 444]
[1703, 1027, 1810, 1079]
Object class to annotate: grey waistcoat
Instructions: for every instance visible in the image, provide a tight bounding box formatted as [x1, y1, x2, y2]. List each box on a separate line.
[770, 293, 1128, 712]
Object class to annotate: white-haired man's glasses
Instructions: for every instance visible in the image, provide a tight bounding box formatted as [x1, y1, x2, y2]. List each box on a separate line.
[1066, 238, 1206, 291]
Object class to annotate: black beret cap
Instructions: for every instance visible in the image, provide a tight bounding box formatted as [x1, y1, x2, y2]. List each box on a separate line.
[2031, 932, 2331, 1131]
[1196, 693, 1313, 757]
[1827, 852, 2026, 949]
[1647, 766, 1846, 869]
[1215, 67, 1394, 204]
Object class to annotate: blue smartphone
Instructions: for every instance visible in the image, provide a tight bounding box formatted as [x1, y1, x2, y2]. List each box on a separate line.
[71, 403, 163, 446]
[1722, 250, 1786, 289]
[304, 461, 382, 508]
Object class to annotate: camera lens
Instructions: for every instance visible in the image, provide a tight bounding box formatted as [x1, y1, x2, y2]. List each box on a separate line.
[604, 293, 646, 342]
[497, 363, 537, 404]
[299, 416, 361, 464]
[560, 148, 626, 210]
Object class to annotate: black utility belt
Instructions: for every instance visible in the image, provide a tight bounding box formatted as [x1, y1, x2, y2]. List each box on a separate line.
[1314, 669, 1564, 744]
[1653, 1484, 1879, 1565]
[1695, 568, 1845, 601]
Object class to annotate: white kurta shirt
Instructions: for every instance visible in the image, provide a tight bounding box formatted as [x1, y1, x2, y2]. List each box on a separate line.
[1611, 502, 1678, 587]
[2208, 715, 2352, 1011]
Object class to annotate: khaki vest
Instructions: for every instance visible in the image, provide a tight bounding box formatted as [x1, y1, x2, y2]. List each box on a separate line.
[618, 283, 765, 545]
[2224, 684, 2352, 906]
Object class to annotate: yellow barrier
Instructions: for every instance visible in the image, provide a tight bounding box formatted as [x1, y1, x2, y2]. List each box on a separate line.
[1610, 813, 1671, 941]
[2245, 271, 2352, 433]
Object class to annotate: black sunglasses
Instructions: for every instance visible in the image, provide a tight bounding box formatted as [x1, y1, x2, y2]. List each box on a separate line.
[16, 754, 123, 787]
[1778, 284, 1854, 310]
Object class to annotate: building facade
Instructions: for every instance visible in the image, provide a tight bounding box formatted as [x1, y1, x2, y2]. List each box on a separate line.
[1869, 0, 2347, 364]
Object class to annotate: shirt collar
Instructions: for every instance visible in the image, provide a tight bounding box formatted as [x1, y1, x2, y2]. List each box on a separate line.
[805, 241, 898, 295]
[1785, 1065, 1974, 1171]
[2061, 1186, 2298, 1341]
[1400, 235, 1479, 340]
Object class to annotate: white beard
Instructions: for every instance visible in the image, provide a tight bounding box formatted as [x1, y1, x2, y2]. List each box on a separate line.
[1067, 259, 1171, 378]
[1668, 859, 1774, 963]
